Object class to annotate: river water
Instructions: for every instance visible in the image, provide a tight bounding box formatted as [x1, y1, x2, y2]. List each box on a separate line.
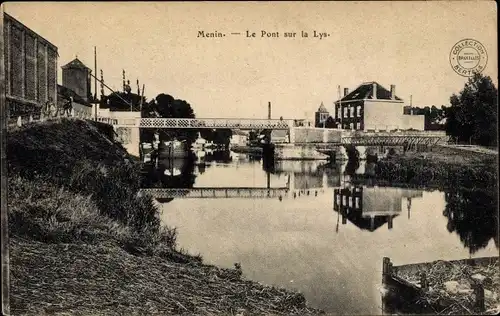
[140, 150, 499, 315]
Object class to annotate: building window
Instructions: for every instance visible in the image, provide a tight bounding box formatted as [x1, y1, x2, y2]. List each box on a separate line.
[343, 108, 348, 118]
[357, 105, 362, 117]
[342, 195, 346, 205]
[350, 107, 354, 118]
[355, 197, 360, 208]
[348, 196, 353, 207]
[356, 122, 361, 130]
[350, 123, 354, 129]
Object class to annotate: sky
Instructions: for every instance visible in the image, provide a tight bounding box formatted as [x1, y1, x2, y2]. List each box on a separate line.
[3, 1, 498, 120]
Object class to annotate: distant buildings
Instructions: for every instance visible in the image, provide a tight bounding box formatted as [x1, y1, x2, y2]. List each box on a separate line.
[334, 82, 424, 131]
[61, 57, 93, 103]
[3, 12, 58, 117]
[314, 102, 330, 127]
[230, 130, 249, 146]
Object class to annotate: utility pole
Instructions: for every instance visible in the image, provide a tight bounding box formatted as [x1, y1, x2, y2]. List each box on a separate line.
[89, 72, 134, 110]
[410, 94, 413, 115]
[140, 84, 145, 112]
[94, 46, 97, 120]
[268, 101, 271, 119]
[1, 4, 11, 315]
[338, 85, 343, 129]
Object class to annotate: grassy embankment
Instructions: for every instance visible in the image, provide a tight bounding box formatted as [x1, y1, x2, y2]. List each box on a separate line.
[7, 119, 322, 315]
[374, 145, 498, 189]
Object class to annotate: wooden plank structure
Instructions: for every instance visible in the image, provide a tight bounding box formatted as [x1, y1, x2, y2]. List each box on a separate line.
[381, 256, 497, 315]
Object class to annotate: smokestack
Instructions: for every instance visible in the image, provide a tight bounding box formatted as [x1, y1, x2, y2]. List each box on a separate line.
[372, 82, 377, 99]
[390, 84, 396, 100]
[344, 88, 349, 97]
[268, 102, 271, 119]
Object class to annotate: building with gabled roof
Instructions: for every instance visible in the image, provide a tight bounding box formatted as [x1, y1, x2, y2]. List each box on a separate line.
[62, 57, 92, 103]
[334, 82, 424, 131]
[315, 102, 330, 127]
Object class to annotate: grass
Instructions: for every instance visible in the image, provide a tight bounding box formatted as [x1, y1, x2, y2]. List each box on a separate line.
[7, 118, 322, 315]
[374, 146, 497, 189]
[10, 239, 320, 316]
[7, 119, 181, 259]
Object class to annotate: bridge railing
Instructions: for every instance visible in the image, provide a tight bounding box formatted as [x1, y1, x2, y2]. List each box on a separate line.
[137, 118, 292, 129]
[140, 187, 290, 199]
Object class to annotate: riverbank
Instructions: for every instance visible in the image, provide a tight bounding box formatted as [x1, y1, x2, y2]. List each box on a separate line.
[230, 144, 263, 155]
[374, 145, 497, 189]
[7, 119, 322, 315]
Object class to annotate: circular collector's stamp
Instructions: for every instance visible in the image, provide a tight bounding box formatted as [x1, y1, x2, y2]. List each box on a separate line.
[449, 39, 488, 77]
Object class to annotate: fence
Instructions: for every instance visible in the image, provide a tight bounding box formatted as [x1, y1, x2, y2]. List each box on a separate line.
[8, 109, 117, 128]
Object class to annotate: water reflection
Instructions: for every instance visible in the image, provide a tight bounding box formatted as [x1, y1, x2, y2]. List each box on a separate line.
[333, 186, 423, 232]
[139, 148, 498, 313]
[443, 187, 499, 254]
[140, 149, 498, 255]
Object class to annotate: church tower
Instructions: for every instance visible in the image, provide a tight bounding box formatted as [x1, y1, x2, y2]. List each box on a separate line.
[315, 102, 330, 127]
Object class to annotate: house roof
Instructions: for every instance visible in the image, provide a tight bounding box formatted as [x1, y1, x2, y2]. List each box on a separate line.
[317, 102, 328, 113]
[337, 82, 403, 103]
[61, 57, 90, 70]
[336, 208, 399, 232]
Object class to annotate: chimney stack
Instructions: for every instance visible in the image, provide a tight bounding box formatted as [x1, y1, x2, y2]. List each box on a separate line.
[344, 88, 349, 97]
[390, 85, 396, 100]
[268, 101, 271, 119]
[372, 82, 377, 99]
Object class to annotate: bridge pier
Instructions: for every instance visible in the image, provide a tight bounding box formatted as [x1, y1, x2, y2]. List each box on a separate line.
[114, 126, 140, 157]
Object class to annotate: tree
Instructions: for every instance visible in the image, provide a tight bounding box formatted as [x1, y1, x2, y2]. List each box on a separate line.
[101, 92, 146, 111]
[147, 93, 198, 145]
[325, 116, 336, 128]
[445, 72, 498, 147]
[200, 129, 232, 146]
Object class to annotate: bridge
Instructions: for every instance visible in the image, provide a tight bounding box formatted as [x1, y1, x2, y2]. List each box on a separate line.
[108, 117, 291, 130]
[11, 112, 448, 151]
[140, 172, 332, 199]
[139, 187, 290, 199]
[101, 117, 447, 146]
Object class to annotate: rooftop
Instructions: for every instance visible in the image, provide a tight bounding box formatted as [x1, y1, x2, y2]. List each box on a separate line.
[62, 57, 91, 70]
[337, 82, 403, 103]
[317, 102, 328, 113]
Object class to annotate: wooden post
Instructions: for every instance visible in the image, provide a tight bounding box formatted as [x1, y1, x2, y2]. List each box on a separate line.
[1, 4, 11, 315]
[473, 283, 485, 312]
[382, 257, 391, 285]
[420, 272, 428, 291]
